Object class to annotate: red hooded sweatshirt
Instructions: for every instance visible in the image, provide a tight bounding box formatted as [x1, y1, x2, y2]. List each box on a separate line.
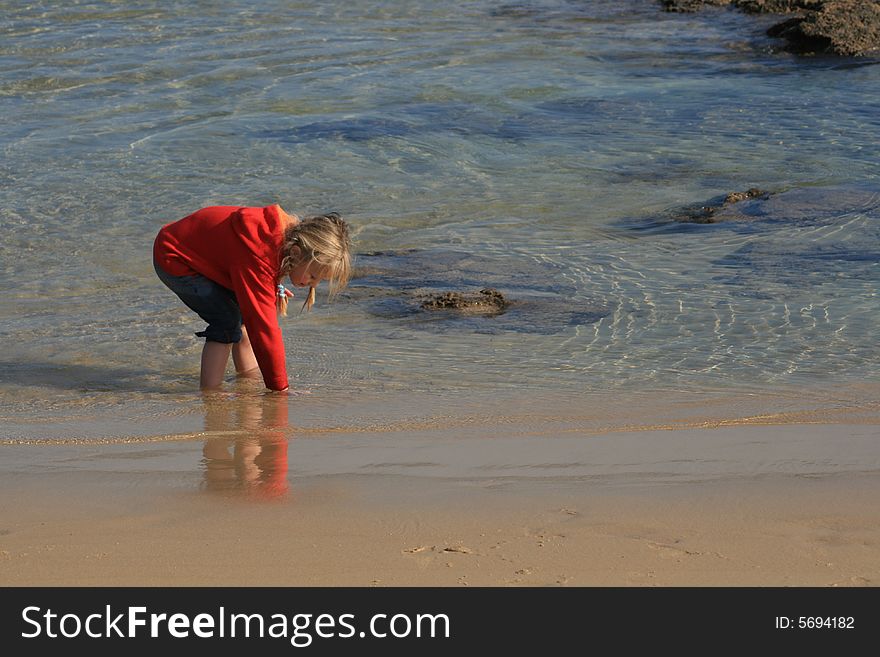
[153, 205, 289, 391]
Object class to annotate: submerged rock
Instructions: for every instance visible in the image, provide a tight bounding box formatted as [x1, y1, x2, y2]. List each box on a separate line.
[724, 188, 769, 204]
[660, 0, 880, 56]
[673, 187, 771, 223]
[627, 184, 880, 229]
[661, 0, 730, 11]
[420, 289, 509, 315]
[739, 185, 880, 222]
[346, 250, 609, 334]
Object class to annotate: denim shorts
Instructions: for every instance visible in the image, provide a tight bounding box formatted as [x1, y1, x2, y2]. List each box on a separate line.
[154, 260, 242, 344]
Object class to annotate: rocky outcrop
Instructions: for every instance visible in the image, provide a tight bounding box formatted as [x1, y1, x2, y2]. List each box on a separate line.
[734, 1, 823, 13]
[660, 0, 880, 56]
[767, 1, 880, 55]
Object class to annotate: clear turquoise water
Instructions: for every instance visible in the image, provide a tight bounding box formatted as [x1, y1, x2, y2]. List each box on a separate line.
[1, 0, 878, 441]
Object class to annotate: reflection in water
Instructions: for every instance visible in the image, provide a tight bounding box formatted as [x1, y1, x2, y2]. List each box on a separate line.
[200, 392, 291, 500]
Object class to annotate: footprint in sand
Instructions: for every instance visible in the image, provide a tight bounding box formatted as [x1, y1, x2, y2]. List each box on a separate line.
[646, 541, 728, 561]
[403, 545, 474, 555]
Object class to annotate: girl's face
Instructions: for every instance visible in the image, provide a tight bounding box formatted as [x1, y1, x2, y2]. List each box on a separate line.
[288, 258, 328, 288]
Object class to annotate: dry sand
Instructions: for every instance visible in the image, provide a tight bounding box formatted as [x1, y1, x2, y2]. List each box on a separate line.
[1, 421, 878, 587]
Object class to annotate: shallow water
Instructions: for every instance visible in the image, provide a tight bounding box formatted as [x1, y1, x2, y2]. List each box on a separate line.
[1, 0, 879, 442]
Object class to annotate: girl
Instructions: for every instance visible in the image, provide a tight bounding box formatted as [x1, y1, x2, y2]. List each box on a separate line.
[153, 204, 352, 391]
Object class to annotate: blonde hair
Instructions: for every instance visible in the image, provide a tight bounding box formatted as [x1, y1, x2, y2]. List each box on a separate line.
[277, 212, 352, 315]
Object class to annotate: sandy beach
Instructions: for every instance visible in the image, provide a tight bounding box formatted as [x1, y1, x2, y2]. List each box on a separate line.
[2, 415, 877, 587]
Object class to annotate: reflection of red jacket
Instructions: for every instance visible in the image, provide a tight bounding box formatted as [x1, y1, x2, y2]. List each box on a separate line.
[154, 205, 288, 390]
[253, 392, 290, 499]
[252, 438, 290, 500]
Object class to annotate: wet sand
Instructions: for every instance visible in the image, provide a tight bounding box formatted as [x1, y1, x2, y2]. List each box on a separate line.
[1, 419, 878, 587]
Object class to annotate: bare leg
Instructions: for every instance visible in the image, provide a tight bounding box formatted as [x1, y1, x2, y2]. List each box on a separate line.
[200, 341, 233, 389]
[233, 325, 260, 379]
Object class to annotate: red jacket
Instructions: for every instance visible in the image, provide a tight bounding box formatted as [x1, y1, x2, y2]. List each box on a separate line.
[154, 205, 289, 390]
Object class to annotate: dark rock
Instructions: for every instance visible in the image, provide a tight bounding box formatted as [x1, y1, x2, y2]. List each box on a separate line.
[346, 250, 609, 334]
[766, 16, 808, 38]
[420, 289, 509, 314]
[664, 0, 822, 12]
[662, 0, 730, 12]
[674, 188, 770, 223]
[659, 0, 880, 56]
[644, 184, 880, 226]
[624, 184, 880, 232]
[723, 187, 769, 204]
[781, 0, 880, 56]
[741, 184, 880, 222]
[734, 0, 822, 13]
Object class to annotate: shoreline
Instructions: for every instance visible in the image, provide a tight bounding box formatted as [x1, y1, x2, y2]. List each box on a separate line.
[3, 379, 879, 445]
[1, 420, 877, 587]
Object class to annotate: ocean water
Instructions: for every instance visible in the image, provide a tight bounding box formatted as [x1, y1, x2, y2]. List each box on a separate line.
[1, 0, 879, 444]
